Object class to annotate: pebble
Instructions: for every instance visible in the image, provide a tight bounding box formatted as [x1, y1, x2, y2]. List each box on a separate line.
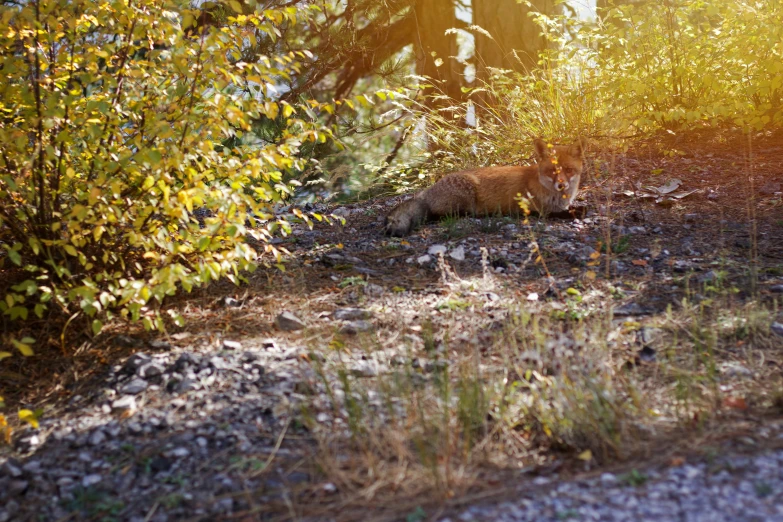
[417, 254, 432, 265]
[333, 308, 372, 321]
[222, 340, 242, 350]
[276, 311, 307, 331]
[339, 320, 374, 335]
[88, 430, 106, 446]
[121, 378, 148, 395]
[428, 244, 447, 256]
[613, 303, 654, 316]
[82, 474, 102, 487]
[449, 246, 466, 261]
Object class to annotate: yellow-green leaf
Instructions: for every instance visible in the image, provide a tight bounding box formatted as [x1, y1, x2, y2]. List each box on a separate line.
[19, 409, 40, 429]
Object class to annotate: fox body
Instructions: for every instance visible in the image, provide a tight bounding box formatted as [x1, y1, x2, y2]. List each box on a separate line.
[384, 138, 584, 236]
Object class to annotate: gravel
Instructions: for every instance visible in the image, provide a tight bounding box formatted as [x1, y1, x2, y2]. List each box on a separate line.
[446, 450, 783, 522]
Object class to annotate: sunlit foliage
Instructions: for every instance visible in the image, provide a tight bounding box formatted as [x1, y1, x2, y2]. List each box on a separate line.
[0, 0, 332, 340]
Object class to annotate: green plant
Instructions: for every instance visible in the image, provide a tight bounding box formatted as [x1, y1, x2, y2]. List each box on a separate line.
[339, 276, 367, 289]
[620, 469, 648, 487]
[0, 0, 331, 339]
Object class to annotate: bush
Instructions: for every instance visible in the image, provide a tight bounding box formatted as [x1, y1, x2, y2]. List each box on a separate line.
[0, 0, 331, 343]
[587, 0, 783, 130]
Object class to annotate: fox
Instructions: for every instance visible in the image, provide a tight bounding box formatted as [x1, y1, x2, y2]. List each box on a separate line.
[384, 138, 585, 236]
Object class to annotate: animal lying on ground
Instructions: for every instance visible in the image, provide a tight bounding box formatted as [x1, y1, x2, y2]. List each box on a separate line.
[384, 138, 585, 236]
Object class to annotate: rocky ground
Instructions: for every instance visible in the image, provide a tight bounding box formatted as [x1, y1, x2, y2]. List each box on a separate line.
[1, 131, 783, 521]
[449, 438, 783, 522]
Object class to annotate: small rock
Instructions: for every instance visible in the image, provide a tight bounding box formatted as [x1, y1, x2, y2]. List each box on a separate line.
[172, 352, 198, 371]
[331, 207, 350, 217]
[684, 214, 698, 223]
[721, 362, 753, 379]
[88, 430, 106, 446]
[3, 461, 23, 478]
[428, 244, 447, 256]
[209, 356, 227, 370]
[121, 378, 148, 395]
[672, 260, 691, 273]
[82, 474, 102, 487]
[222, 296, 242, 307]
[449, 246, 466, 261]
[417, 254, 432, 265]
[350, 361, 378, 377]
[365, 283, 385, 296]
[771, 322, 783, 337]
[241, 351, 261, 363]
[600, 473, 618, 485]
[222, 340, 242, 351]
[340, 320, 374, 335]
[760, 182, 781, 195]
[333, 308, 372, 321]
[276, 311, 307, 331]
[770, 285, 783, 293]
[123, 353, 151, 374]
[614, 303, 654, 316]
[15, 433, 41, 452]
[167, 447, 191, 458]
[699, 270, 718, 283]
[148, 339, 171, 350]
[114, 335, 144, 349]
[639, 327, 663, 344]
[527, 293, 539, 302]
[323, 482, 337, 494]
[111, 396, 137, 414]
[137, 362, 165, 379]
[21, 460, 41, 474]
[8, 480, 29, 496]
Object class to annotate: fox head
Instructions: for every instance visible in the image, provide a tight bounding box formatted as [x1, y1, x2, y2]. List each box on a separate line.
[533, 138, 585, 198]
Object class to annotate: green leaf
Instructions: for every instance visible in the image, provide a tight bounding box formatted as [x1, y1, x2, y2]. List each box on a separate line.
[92, 319, 103, 335]
[11, 339, 34, 356]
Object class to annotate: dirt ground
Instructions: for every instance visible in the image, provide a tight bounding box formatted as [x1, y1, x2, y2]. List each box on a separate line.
[1, 128, 782, 521]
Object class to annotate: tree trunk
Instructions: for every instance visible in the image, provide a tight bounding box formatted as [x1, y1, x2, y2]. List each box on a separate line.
[473, 0, 559, 81]
[413, 0, 464, 103]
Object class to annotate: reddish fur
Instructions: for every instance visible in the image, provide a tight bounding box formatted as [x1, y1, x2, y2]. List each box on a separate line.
[385, 139, 584, 236]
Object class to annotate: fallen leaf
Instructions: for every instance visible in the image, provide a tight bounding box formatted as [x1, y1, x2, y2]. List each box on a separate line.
[669, 456, 685, 467]
[578, 449, 593, 461]
[632, 259, 648, 266]
[19, 409, 40, 429]
[723, 397, 748, 410]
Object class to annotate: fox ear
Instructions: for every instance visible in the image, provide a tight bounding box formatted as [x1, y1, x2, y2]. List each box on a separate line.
[533, 138, 549, 160]
[569, 137, 585, 157]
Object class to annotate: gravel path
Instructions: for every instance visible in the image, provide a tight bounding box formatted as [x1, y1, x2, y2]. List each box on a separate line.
[448, 448, 783, 522]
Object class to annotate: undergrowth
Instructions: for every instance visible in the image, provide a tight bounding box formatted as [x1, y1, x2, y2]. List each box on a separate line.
[298, 250, 782, 510]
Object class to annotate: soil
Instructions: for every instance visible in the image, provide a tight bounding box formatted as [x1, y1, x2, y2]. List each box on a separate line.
[1, 128, 782, 521]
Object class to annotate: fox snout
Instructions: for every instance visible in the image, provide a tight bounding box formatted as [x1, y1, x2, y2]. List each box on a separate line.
[555, 179, 568, 191]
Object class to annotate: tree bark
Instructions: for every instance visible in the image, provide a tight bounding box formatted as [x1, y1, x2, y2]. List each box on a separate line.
[413, 0, 464, 103]
[473, 0, 559, 81]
